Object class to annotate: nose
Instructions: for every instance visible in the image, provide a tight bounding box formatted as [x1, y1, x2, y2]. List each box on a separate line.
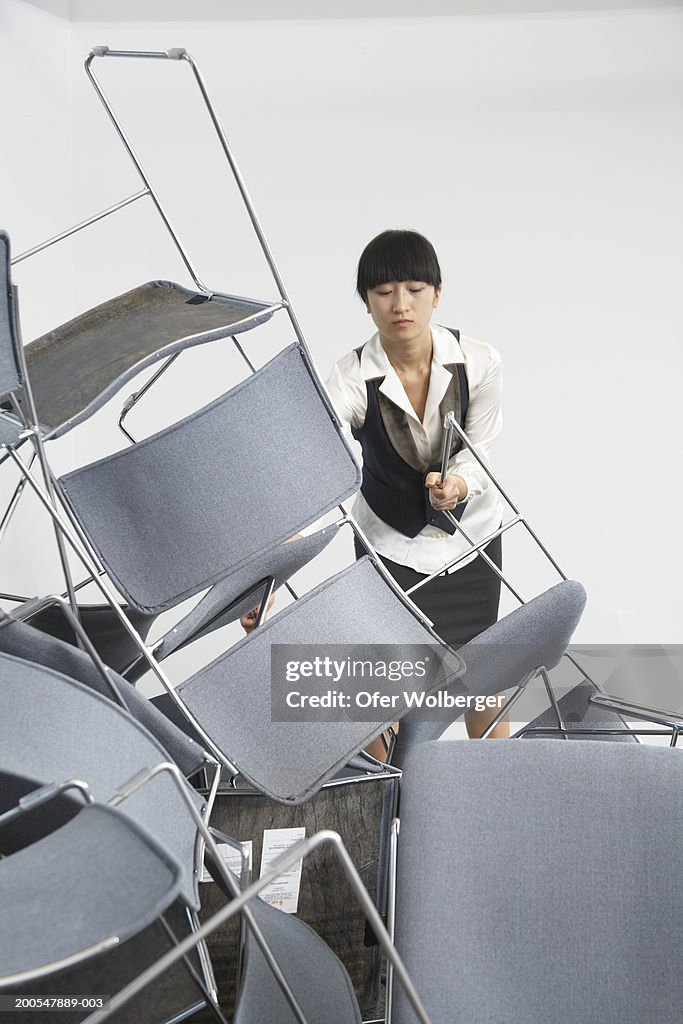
[392, 286, 410, 313]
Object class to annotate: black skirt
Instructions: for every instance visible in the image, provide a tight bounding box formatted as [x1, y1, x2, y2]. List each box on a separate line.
[355, 534, 502, 649]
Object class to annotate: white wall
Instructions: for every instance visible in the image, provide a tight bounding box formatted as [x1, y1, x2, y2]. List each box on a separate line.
[0, 0, 76, 592]
[3, 4, 683, 645]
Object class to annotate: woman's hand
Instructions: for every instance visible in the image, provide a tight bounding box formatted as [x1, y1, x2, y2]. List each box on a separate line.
[239, 533, 303, 634]
[425, 472, 467, 510]
[240, 592, 276, 634]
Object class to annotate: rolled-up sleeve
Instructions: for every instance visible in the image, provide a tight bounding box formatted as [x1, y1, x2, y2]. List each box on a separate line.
[324, 353, 368, 430]
[448, 344, 503, 499]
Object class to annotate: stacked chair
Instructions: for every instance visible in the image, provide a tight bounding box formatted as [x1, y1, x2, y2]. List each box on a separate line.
[3, 45, 682, 1024]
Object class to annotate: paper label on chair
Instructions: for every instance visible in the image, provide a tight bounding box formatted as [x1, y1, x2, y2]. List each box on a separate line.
[259, 827, 306, 913]
[200, 840, 253, 883]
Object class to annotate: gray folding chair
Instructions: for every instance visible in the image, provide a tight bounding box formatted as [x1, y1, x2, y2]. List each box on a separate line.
[0, 652, 207, 914]
[391, 579, 587, 769]
[0, 780, 229, 1024]
[392, 739, 683, 1024]
[0, 651, 227, 1021]
[1, 782, 398, 1024]
[0, 798, 184, 989]
[0, 653, 324, 1022]
[6, 341, 357, 680]
[55, 344, 358, 617]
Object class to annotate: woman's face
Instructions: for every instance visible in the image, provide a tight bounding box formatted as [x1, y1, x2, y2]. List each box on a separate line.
[365, 280, 441, 348]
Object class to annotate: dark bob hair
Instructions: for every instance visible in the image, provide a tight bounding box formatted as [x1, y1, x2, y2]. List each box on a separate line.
[356, 229, 442, 301]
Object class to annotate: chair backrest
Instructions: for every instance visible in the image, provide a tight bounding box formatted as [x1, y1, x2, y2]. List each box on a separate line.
[0, 651, 204, 910]
[0, 613, 207, 777]
[176, 556, 463, 804]
[393, 739, 683, 1024]
[234, 897, 361, 1024]
[0, 802, 183, 987]
[0, 230, 23, 399]
[58, 344, 361, 615]
[392, 579, 587, 768]
[0, 769, 83, 856]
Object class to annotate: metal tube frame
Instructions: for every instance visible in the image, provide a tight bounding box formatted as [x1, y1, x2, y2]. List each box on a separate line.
[589, 693, 683, 744]
[442, 410, 569, 580]
[82, 47, 345, 434]
[479, 669, 538, 740]
[0, 777, 94, 832]
[0, 592, 131, 712]
[10, 188, 150, 266]
[154, 913, 228, 1024]
[515, 725, 673, 740]
[0, 448, 35, 546]
[385, 816, 401, 1024]
[206, 825, 252, 995]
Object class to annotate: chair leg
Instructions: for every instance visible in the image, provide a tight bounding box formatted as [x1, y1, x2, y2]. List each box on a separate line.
[157, 913, 229, 1024]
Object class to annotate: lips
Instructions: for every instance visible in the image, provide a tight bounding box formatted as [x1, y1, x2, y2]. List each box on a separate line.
[393, 319, 413, 326]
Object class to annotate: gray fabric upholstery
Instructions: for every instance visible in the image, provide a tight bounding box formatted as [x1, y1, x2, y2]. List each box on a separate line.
[234, 897, 361, 1024]
[25, 527, 339, 684]
[393, 739, 683, 1024]
[0, 231, 22, 398]
[0, 651, 205, 910]
[392, 580, 587, 769]
[24, 601, 156, 676]
[153, 523, 341, 664]
[0, 614, 206, 777]
[59, 345, 361, 614]
[177, 558, 463, 804]
[22, 279, 275, 436]
[516, 678, 636, 741]
[0, 413, 23, 446]
[0, 803, 183, 984]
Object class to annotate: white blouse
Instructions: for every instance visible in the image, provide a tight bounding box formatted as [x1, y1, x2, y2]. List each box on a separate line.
[325, 324, 504, 574]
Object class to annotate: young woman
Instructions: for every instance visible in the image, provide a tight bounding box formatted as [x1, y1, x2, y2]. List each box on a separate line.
[326, 229, 507, 740]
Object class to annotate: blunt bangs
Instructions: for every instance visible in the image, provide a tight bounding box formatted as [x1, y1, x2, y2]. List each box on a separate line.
[356, 229, 442, 300]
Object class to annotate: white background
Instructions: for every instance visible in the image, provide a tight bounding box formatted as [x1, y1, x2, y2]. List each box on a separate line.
[1, 0, 682, 651]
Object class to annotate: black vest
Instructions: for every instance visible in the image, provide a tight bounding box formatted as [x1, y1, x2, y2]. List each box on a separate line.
[351, 329, 469, 538]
